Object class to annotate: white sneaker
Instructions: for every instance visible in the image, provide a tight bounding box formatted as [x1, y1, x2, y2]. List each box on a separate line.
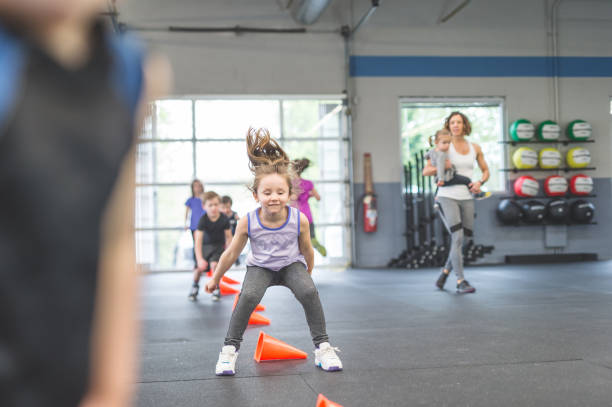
[314, 342, 342, 372]
[215, 345, 238, 376]
[212, 288, 220, 301]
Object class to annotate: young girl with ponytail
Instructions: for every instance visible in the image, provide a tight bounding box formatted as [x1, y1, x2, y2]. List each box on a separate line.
[205, 128, 343, 376]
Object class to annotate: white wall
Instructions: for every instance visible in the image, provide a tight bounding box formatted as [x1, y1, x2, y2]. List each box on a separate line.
[120, 0, 349, 94]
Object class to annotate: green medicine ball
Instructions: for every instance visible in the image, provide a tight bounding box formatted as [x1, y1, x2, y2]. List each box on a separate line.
[539, 148, 562, 169]
[537, 120, 560, 141]
[512, 147, 538, 169]
[566, 120, 592, 140]
[566, 147, 591, 168]
[509, 119, 535, 141]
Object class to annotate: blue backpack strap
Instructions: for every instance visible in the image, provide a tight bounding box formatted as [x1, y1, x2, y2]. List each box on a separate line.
[107, 31, 145, 118]
[0, 26, 25, 133]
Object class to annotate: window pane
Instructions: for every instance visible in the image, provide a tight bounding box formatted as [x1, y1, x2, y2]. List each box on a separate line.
[400, 103, 504, 191]
[152, 142, 194, 183]
[306, 182, 345, 225]
[282, 100, 343, 138]
[282, 140, 344, 180]
[195, 141, 251, 183]
[136, 230, 191, 271]
[195, 100, 280, 139]
[155, 100, 192, 139]
[136, 142, 154, 184]
[312, 226, 345, 264]
[136, 186, 190, 229]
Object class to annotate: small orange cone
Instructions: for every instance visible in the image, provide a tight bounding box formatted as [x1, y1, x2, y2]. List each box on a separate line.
[222, 275, 240, 285]
[232, 294, 265, 311]
[253, 331, 307, 362]
[206, 270, 213, 277]
[248, 312, 270, 326]
[316, 394, 343, 407]
[219, 281, 240, 296]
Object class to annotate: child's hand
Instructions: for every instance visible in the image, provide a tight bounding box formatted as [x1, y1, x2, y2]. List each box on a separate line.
[197, 259, 208, 272]
[204, 279, 218, 294]
[437, 180, 445, 186]
[445, 159, 452, 169]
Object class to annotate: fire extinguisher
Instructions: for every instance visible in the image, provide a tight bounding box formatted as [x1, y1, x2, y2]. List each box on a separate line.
[362, 153, 378, 233]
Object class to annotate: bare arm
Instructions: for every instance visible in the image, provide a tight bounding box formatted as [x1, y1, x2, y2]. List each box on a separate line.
[310, 187, 321, 201]
[194, 230, 207, 271]
[205, 217, 249, 291]
[224, 229, 233, 248]
[470, 143, 490, 193]
[184, 206, 190, 229]
[298, 213, 315, 274]
[422, 159, 437, 176]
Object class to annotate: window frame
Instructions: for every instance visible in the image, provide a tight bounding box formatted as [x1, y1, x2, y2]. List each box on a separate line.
[136, 95, 351, 271]
[398, 96, 507, 192]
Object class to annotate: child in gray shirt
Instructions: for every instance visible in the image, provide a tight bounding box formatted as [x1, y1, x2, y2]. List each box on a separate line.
[426, 129, 489, 199]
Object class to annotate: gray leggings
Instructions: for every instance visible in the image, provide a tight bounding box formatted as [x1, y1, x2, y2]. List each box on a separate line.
[436, 197, 475, 281]
[224, 262, 328, 350]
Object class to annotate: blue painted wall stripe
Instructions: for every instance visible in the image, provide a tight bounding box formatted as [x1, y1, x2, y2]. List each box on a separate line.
[350, 56, 612, 77]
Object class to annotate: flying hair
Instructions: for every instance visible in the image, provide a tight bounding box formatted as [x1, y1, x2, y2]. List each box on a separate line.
[245, 127, 296, 194]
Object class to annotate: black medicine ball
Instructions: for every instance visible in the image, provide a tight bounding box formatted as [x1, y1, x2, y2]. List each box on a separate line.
[497, 199, 522, 224]
[546, 199, 569, 223]
[570, 200, 595, 223]
[521, 200, 546, 223]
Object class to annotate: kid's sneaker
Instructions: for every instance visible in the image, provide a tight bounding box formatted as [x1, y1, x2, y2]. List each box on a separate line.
[215, 345, 238, 376]
[212, 288, 221, 301]
[314, 342, 342, 372]
[188, 284, 199, 301]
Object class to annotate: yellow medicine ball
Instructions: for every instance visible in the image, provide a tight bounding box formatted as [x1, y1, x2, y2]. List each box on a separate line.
[512, 147, 538, 169]
[566, 147, 591, 168]
[539, 148, 562, 169]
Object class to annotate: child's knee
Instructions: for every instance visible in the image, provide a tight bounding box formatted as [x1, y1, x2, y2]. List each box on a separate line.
[295, 285, 318, 303]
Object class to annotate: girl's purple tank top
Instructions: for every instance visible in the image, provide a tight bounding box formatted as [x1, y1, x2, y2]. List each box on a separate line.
[246, 206, 307, 271]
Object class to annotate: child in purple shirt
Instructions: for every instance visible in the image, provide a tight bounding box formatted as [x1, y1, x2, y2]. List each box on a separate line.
[291, 158, 327, 256]
[204, 128, 342, 376]
[184, 179, 205, 266]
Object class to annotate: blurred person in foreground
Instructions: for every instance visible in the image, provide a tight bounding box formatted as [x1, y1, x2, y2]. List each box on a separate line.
[0, 0, 170, 405]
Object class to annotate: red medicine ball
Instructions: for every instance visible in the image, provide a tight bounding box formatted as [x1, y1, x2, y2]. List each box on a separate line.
[569, 174, 593, 196]
[514, 175, 539, 197]
[544, 175, 568, 197]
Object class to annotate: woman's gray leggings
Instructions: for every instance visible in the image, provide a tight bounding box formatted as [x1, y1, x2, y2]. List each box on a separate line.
[436, 197, 475, 281]
[224, 262, 328, 350]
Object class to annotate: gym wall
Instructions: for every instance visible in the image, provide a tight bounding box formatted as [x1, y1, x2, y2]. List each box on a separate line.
[350, 0, 612, 266]
[120, 0, 612, 267]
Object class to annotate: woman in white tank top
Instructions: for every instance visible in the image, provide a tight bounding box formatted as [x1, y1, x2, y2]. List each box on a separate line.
[423, 112, 490, 294]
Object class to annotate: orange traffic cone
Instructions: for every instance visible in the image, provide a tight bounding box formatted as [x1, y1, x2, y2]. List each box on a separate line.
[248, 312, 270, 326]
[232, 294, 265, 311]
[219, 281, 240, 296]
[206, 270, 213, 277]
[222, 275, 240, 285]
[253, 331, 307, 362]
[316, 394, 343, 407]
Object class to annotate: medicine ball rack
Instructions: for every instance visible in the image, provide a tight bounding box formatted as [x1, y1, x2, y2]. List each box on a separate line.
[500, 167, 596, 173]
[499, 139, 595, 146]
[498, 134, 597, 226]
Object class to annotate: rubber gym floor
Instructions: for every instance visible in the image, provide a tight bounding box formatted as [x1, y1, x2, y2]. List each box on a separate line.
[137, 261, 612, 407]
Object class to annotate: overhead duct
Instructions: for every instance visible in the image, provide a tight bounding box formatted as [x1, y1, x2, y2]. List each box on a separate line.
[289, 0, 333, 25]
